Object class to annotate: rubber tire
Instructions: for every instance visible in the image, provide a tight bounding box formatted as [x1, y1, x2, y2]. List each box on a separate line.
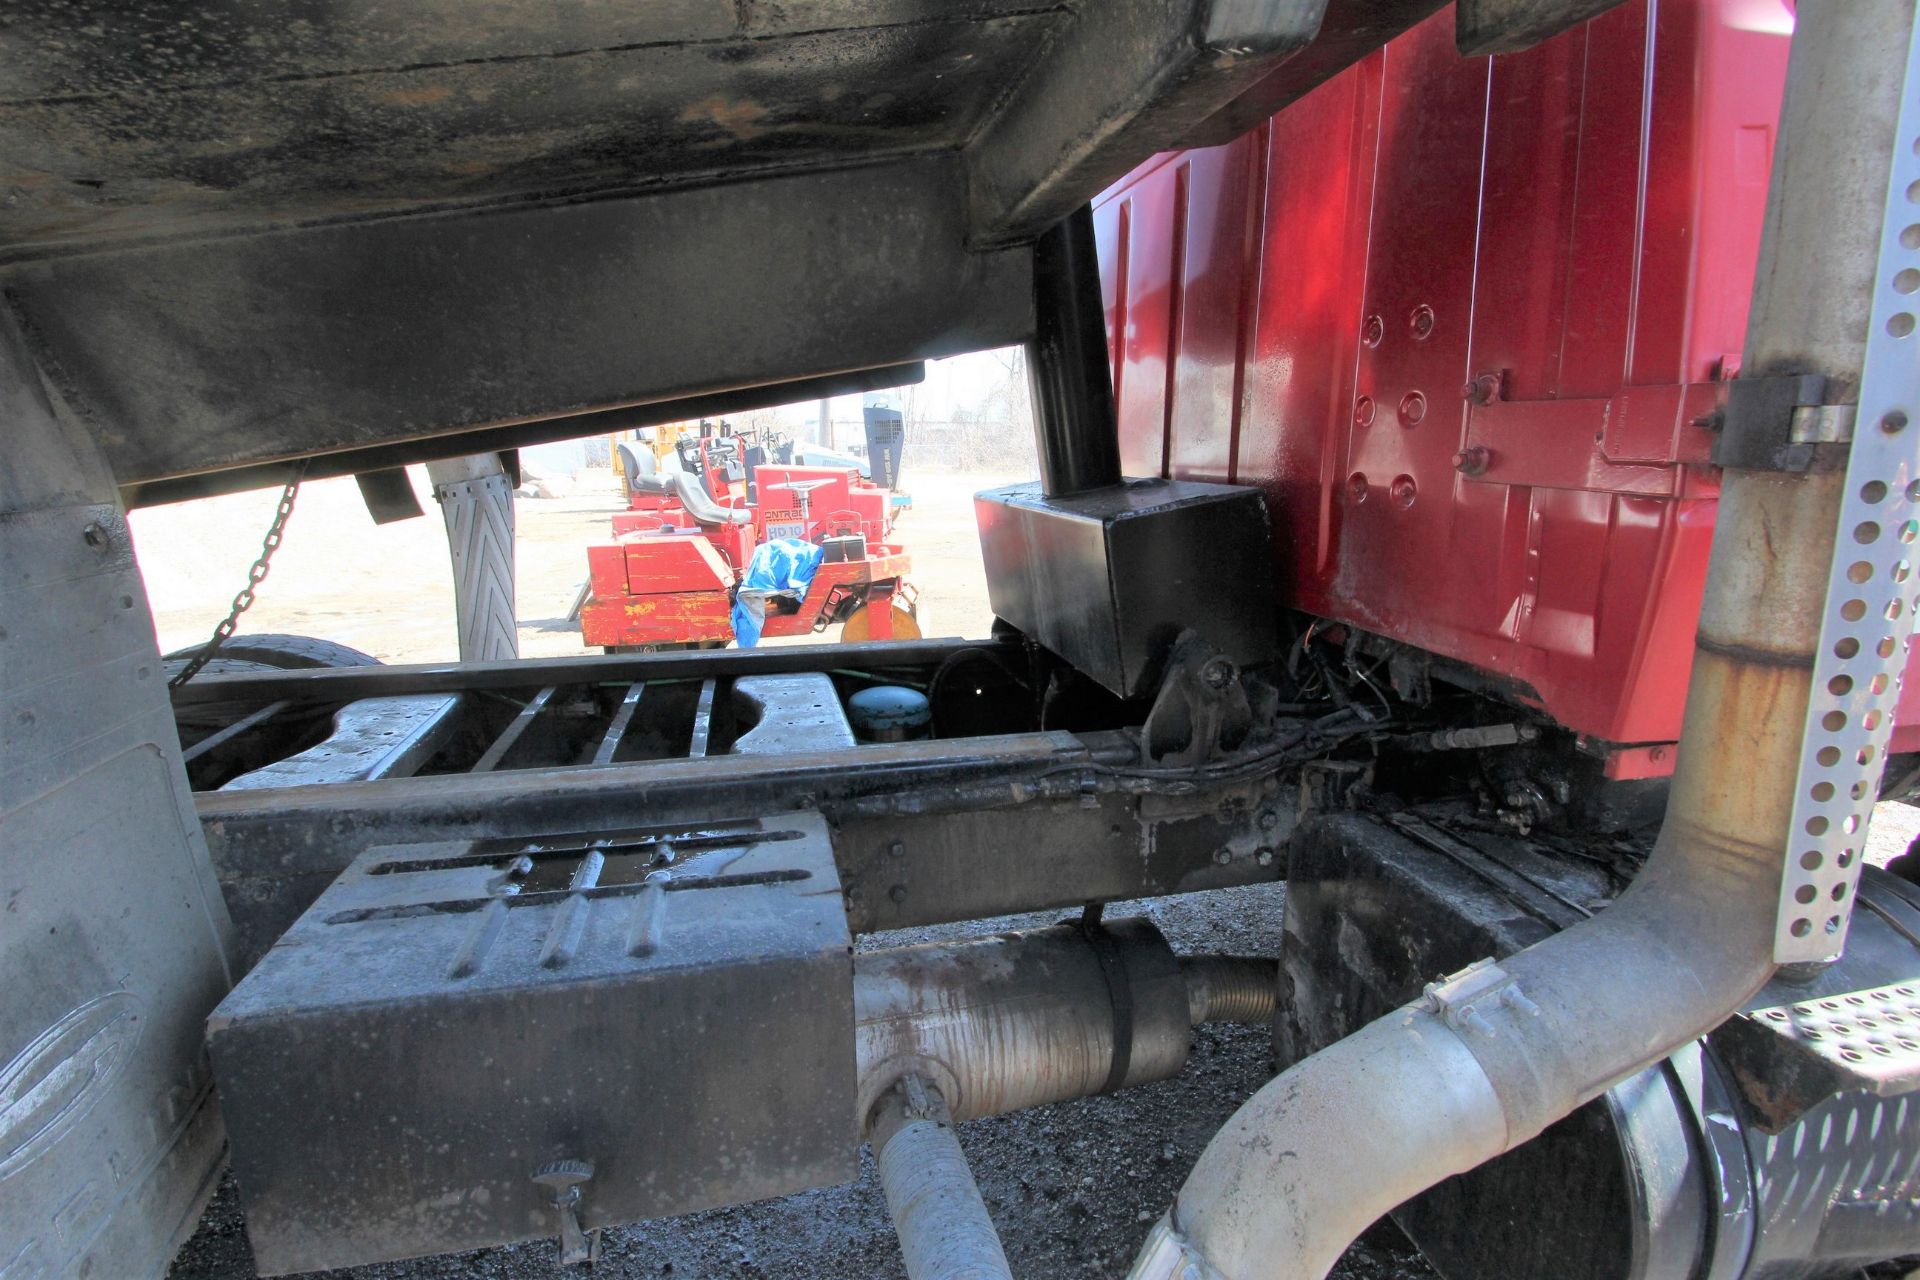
[164, 656, 287, 745]
[164, 633, 379, 670]
[165, 636, 380, 754]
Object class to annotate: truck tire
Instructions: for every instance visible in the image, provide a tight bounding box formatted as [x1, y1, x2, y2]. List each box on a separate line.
[163, 656, 286, 748]
[164, 633, 379, 670]
[164, 637, 381, 752]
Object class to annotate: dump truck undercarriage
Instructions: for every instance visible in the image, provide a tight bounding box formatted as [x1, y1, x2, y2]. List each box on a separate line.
[6, 1, 1920, 1278]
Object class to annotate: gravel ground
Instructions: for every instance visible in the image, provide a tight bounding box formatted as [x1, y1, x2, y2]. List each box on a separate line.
[169, 882, 1437, 1280]
[169, 835, 1920, 1280]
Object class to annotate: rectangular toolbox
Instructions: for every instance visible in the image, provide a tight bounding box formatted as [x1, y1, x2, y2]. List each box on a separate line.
[208, 813, 853, 1274]
[975, 477, 1277, 698]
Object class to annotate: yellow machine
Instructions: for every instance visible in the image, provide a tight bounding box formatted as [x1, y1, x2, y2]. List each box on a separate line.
[608, 422, 700, 479]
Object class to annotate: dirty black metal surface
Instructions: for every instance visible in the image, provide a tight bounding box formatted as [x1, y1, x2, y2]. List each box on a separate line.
[0, 0, 1466, 485]
[208, 812, 853, 1275]
[1454, 0, 1629, 54]
[0, 0, 1373, 257]
[1027, 206, 1123, 498]
[1172, 0, 1450, 147]
[1284, 812, 1920, 1280]
[960, 0, 1329, 243]
[120, 364, 926, 508]
[180, 636, 1313, 971]
[0, 1, 1070, 254]
[200, 724, 1292, 970]
[975, 477, 1278, 698]
[1280, 812, 1666, 1280]
[6, 158, 1028, 485]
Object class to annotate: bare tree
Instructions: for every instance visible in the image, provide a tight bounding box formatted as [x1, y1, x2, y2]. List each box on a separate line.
[979, 346, 1034, 436]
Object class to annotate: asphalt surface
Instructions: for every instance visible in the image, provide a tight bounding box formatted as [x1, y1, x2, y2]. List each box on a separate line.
[169, 882, 1439, 1280]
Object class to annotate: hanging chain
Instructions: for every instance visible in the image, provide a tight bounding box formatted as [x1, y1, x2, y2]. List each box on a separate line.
[168, 461, 308, 688]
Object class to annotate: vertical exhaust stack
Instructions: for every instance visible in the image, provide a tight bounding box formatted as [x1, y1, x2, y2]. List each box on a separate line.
[1027, 207, 1125, 499]
[1130, 3, 1920, 1277]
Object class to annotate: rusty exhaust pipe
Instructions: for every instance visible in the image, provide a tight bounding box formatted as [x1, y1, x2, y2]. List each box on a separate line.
[854, 919, 1276, 1279]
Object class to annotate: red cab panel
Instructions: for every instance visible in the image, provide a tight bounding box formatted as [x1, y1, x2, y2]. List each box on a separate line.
[1093, 0, 1915, 753]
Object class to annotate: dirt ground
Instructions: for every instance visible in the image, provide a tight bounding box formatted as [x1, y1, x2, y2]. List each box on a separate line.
[141, 465, 1920, 1279]
[130, 465, 1012, 662]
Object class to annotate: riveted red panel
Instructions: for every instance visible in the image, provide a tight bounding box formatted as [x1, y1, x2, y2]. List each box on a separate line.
[1091, 0, 1894, 753]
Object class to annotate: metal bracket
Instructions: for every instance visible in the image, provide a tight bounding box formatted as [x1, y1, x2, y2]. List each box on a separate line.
[1129, 1215, 1230, 1280]
[1712, 372, 1855, 473]
[531, 1159, 600, 1267]
[1774, 15, 1920, 963]
[1064, 916, 1137, 1094]
[1140, 630, 1255, 768]
[1419, 958, 1539, 1037]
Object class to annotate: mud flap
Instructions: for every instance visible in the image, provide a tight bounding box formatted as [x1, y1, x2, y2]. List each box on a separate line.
[0, 313, 236, 1275]
[427, 453, 518, 661]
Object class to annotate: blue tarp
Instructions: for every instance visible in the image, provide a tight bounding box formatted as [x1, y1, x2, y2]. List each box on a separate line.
[731, 538, 825, 647]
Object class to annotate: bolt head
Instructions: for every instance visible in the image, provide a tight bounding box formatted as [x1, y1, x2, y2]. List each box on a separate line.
[1452, 445, 1493, 478]
[82, 522, 109, 550]
[1463, 372, 1503, 406]
[1212, 848, 1233, 866]
[1200, 657, 1236, 690]
[888, 884, 908, 904]
[1255, 847, 1276, 867]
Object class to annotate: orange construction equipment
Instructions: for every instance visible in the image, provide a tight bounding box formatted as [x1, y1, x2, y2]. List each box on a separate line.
[581, 428, 916, 650]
